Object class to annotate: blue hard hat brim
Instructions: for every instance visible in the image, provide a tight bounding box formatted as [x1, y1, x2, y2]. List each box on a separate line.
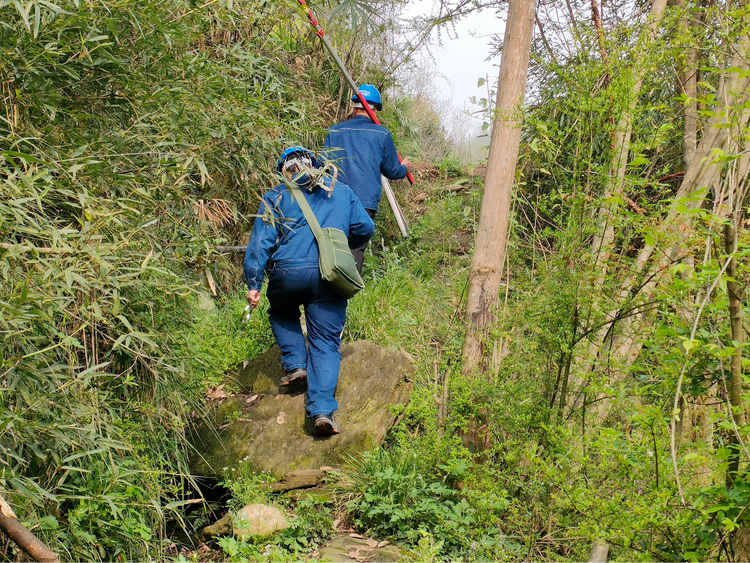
[277, 146, 318, 172]
[352, 84, 382, 108]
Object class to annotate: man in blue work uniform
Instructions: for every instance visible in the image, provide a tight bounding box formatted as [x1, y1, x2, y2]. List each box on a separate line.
[323, 84, 410, 273]
[243, 147, 374, 436]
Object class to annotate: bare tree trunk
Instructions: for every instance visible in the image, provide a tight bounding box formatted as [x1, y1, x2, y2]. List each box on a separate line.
[725, 219, 744, 483]
[462, 0, 536, 377]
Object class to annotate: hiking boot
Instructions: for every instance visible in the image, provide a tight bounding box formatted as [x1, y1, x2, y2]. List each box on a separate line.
[313, 413, 340, 436]
[279, 368, 307, 393]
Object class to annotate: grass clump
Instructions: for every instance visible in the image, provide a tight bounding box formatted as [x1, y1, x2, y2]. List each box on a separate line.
[183, 289, 275, 393]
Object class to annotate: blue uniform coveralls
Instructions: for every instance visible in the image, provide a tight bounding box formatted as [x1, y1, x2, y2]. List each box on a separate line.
[323, 115, 409, 212]
[243, 177, 374, 417]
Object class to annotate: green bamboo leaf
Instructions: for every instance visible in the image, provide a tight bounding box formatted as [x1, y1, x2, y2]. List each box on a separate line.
[33, 1, 40, 37]
[61, 448, 107, 464]
[13, 0, 31, 31]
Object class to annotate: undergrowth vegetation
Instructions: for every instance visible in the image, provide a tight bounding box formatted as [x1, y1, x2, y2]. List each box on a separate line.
[3, 0, 750, 561]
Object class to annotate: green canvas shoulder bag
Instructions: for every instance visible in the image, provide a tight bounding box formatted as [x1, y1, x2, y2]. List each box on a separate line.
[288, 184, 365, 299]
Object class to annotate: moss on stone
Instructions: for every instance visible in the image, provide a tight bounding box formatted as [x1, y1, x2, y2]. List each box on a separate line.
[189, 341, 413, 478]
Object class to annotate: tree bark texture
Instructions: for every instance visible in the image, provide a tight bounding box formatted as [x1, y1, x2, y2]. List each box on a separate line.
[462, 0, 536, 377]
[725, 220, 744, 482]
[0, 513, 60, 563]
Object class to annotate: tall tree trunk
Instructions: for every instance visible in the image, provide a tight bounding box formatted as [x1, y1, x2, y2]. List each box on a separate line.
[462, 0, 536, 377]
[725, 219, 744, 483]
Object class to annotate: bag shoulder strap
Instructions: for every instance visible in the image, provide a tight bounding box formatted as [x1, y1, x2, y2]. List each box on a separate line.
[285, 181, 324, 240]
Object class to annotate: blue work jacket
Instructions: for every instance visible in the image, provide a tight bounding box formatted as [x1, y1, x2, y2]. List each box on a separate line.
[323, 115, 408, 211]
[243, 177, 375, 291]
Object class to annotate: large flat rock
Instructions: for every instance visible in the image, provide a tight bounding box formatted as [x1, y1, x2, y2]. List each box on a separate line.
[190, 340, 413, 477]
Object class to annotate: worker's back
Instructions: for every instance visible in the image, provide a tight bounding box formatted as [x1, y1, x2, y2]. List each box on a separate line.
[323, 115, 408, 211]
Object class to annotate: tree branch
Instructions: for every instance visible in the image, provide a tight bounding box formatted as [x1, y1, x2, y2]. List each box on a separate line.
[0, 511, 60, 563]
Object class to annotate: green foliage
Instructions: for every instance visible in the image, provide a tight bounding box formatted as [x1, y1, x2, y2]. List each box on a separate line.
[217, 461, 334, 559]
[436, 154, 464, 178]
[0, 0, 351, 559]
[399, 532, 446, 563]
[216, 535, 290, 563]
[277, 495, 334, 553]
[219, 461, 276, 511]
[186, 291, 275, 392]
[346, 448, 498, 559]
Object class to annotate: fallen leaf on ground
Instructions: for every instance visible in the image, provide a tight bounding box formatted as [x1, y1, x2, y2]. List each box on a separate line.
[377, 540, 390, 548]
[332, 518, 341, 528]
[276, 412, 287, 424]
[205, 384, 227, 400]
[349, 533, 365, 539]
[320, 465, 333, 471]
[245, 394, 258, 403]
[366, 539, 379, 548]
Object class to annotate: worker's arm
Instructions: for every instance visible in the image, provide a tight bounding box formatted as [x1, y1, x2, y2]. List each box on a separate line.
[243, 196, 279, 296]
[381, 131, 409, 180]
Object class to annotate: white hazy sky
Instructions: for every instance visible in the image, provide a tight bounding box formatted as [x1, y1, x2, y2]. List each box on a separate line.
[402, 0, 506, 114]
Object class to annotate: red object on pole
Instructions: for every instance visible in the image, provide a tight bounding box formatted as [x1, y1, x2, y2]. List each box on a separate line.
[296, 0, 415, 185]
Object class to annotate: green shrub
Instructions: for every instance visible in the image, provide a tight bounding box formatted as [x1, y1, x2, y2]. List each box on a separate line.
[346, 448, 497, 559]
[277, 495, 334, 553]
[436, 153, 464, 178]
[184, 290, 275, 393]
[219, 461, 276, 511]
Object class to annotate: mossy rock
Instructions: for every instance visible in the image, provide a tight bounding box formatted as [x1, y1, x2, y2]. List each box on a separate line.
[190, 340, 413, 477]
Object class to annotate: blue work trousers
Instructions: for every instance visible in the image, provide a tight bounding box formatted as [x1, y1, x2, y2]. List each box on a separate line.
[266, 265, 347, 417]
